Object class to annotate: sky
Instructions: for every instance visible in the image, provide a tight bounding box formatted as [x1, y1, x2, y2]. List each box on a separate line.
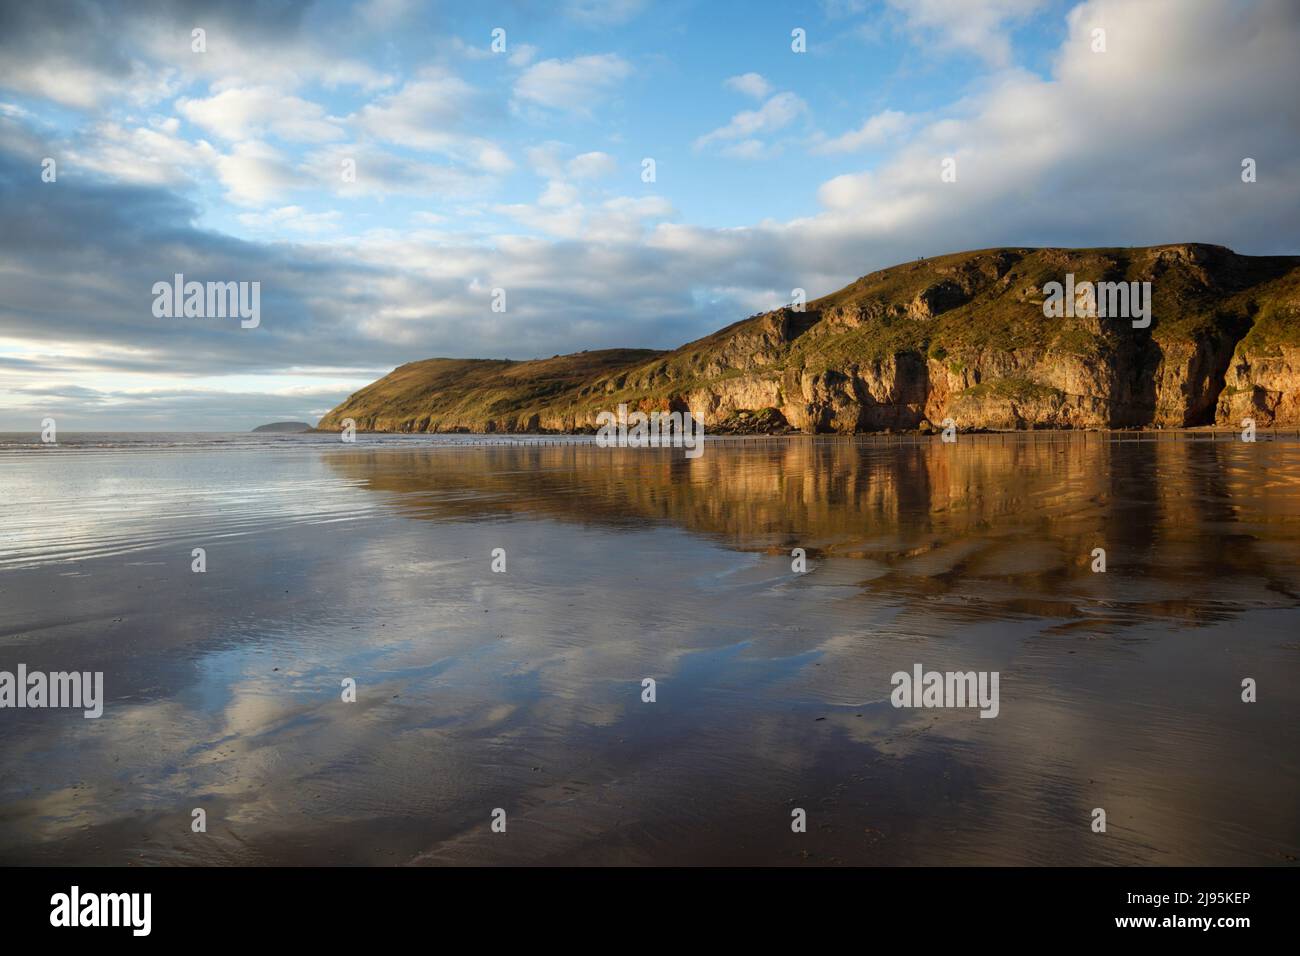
[0, 0, 1297, 430]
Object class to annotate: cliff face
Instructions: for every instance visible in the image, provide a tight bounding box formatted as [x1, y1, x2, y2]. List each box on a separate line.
[317, 244, 1300, 434]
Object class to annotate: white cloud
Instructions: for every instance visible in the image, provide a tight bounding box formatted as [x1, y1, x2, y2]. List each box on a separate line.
[495, 181, 674, 242]
[70, 121, 219, 186]
[237, 206, 342, 235]
[353, 68, 476, 146]
[352, 69, 513, 173]
[887, 0, 1046, 65]
[567, 151, 618, 179]
[724, 73, 773, 100]
[0, 55, 178, 110]
[812, 109, 912, 154]
[215, 140, 301, 206]
[303, 143, 501, 200]
[514, 54, 632, 115]
[524, 142, 570, 179]
[538, 180, 581, 207]
[695, 92, 807, 151]
[141, 27, 395, 95]
[509, 44, 539, 68]
[179, 87, 344, 143]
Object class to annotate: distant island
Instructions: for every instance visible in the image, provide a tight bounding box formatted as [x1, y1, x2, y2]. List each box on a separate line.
[252, 421, 314, 433]
[317, 244, 1300, 435]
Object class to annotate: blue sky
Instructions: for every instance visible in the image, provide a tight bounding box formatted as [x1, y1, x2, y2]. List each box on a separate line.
[1, 0, 1297, 429]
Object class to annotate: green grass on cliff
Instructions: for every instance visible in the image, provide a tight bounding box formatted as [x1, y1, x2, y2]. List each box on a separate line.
[1234, 266, 1300, 355]
[318, 349, 662, 430]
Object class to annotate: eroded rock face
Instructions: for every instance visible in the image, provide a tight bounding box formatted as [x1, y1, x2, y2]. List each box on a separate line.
[907, 279, 972, 320]
[318, 245, 1300, 434]
[1217, 343, 1300, 426]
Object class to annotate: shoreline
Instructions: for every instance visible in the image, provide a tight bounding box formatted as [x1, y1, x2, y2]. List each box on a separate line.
[306, 424, 1300, 439]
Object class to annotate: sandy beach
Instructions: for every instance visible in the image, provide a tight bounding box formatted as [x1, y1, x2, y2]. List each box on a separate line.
[1, 433, 1296, 865]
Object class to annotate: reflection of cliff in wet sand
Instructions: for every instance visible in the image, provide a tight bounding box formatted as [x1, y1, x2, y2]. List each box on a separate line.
[324, 437, 1300, 633]
[319, 244, 1300, 435]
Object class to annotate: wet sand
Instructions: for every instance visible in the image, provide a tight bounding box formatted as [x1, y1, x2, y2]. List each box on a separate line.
[1, 434, 1298, 865]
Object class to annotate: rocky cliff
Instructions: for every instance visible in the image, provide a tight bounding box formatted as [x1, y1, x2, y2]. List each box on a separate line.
[317, 244, 1300, 434]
